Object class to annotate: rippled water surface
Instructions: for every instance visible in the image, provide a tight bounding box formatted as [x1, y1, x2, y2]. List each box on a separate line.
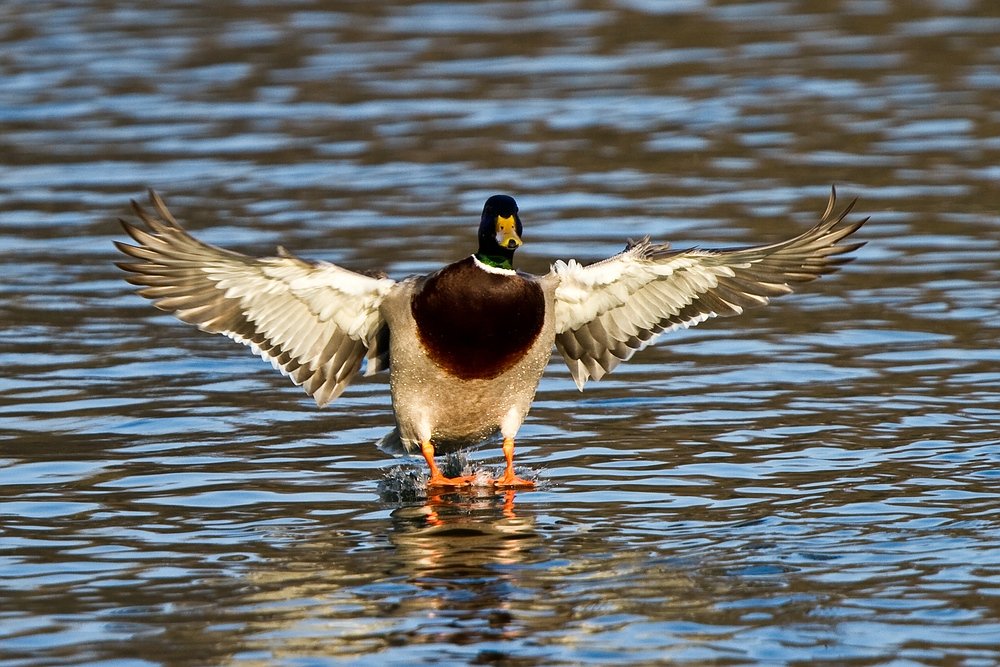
[3, 1, 1000, 664]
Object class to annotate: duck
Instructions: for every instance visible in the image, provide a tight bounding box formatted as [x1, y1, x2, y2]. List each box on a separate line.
[115, 188, 867, 488]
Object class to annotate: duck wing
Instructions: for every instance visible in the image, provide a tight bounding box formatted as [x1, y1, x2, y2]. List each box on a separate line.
[115, 191, 395, 407]
[548, 187, 868, 390]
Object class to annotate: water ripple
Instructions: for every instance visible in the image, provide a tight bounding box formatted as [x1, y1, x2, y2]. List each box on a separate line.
[2, 0, 999, 664]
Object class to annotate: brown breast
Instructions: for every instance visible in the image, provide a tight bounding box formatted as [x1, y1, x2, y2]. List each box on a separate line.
[411, 257, 545, 380]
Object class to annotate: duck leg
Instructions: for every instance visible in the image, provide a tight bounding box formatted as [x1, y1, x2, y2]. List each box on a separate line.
[494, 438, 534, 488]
[421, 440, 476, 487]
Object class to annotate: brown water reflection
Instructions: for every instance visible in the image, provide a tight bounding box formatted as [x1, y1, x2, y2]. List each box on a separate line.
[2, 0, 1000, 664]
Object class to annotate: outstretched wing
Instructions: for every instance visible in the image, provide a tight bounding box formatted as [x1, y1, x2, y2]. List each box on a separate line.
[549, 187, 867, 389]
[115, 191, 396, 407]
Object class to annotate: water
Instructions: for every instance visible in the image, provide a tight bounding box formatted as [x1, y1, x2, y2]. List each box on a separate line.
[2, 0, 999, 664]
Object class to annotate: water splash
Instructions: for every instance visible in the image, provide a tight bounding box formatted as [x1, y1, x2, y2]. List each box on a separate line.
[377, 453, 537, 502]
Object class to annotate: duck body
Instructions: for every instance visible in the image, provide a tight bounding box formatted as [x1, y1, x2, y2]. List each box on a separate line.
[115, 188, 867, 489]
[380, 256, 554, 456]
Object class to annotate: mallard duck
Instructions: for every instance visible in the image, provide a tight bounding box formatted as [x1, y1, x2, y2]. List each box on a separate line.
[116, 189, 866, 488]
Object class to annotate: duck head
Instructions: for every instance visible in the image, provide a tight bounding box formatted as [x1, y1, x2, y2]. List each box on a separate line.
[476, 194, 522, 270]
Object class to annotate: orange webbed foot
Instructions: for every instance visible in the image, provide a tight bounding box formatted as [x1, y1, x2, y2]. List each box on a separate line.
[495, 437, 535, 488]
[421, 440, 478, 488]
[426, 473, 477, 488]
[493, 472, 535, 489]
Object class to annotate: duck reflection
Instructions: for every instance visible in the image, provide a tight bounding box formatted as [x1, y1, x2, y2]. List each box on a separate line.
[209, 484, 545, 661]
[404, 487, 520, 526]
[377, 487, 542, 642]
[389, 486, 537, 561]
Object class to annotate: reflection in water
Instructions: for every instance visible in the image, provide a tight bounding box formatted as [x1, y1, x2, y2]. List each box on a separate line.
[212, 491, 731, 663]
[225, 491, 542, 661]
[2, 0, 1000, 664]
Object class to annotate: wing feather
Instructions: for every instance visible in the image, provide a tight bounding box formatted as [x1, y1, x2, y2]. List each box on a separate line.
[115, 191, 395, 406]
[550, 187, 868, 389]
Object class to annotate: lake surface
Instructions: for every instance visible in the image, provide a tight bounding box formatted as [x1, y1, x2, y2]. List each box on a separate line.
[2, 1, 1000, 664]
